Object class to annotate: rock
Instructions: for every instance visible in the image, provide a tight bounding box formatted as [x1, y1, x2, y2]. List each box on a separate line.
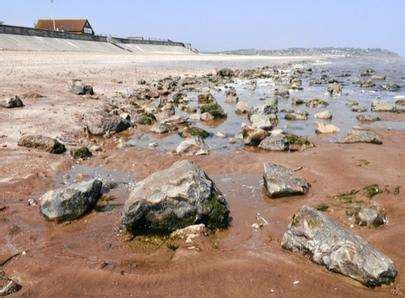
[285, 134, 314, 152]
[351, 105, 368, 113]
[179, 126, 210, 139]
[241, 125, 268, 146]
[258, 133, 289, 151]
[352, 206, 387, 228]
[0, 96, 24, 108]
[282, 206, 396, 286]
[274, 86, 290, 98]
[381, 83, 400, 92]
[217, 68, 234, 78]
[306, 98, 328, 108]
[291, 98, 305, 105]
[371, 100, 395, 112]
[170, 224, 208, 241]
[69, 79, 94, 95]
[356, 114, 381, 122]
[200, 102, 227, 119]
[200, 112, 214, 121]
[150, 122, 169, 134]
[0, 279, 22, 296]
[176, 137, 209, 156]
[18, 135, 66, 154]
[263, 163, 310, 198]
[251, 99, 278, 115]
[71, 147, 92, 159]
[122, 160, 230, 234]
[197, 92, 215, 104]
[225, 87, 239, 103]
[289, 78, 303, 90]
[235, 101, 251, 114]
[315, 110, 332, 119]
[250, 113, 277, 130]
[85, 112, 131, 136]
[40, 179, 102, 222]
[361, 68, 376, 77]
[284, 111, 308, 121]
[327, 83, 342, 96]
[340, 130, 382, 144]
[315, 123, 340, 134]
[360, 80, 376, 88]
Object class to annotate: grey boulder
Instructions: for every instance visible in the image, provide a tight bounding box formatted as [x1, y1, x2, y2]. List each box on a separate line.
[40, 179, 102, 222]
[122, 160, 230, 235]
[263, 163, 310, 198]
[282, 206, 397, 287]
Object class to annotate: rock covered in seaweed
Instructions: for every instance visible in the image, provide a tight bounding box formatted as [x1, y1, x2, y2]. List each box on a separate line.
[122, 160, 230, 235]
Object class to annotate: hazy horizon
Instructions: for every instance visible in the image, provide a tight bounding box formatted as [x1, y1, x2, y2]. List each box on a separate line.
[2, 0, 404, 56]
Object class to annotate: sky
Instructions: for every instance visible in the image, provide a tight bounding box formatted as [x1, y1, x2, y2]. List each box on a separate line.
[1, 0, 404, 55]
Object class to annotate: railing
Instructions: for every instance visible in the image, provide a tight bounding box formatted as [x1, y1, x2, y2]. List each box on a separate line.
[0, 24, 187, 48]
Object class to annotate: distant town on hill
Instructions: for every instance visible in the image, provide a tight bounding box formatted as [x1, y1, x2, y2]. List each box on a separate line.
[210, 47, 399, 57]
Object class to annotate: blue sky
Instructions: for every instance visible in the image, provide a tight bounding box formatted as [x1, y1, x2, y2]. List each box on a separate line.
[2, 0, 404, 55]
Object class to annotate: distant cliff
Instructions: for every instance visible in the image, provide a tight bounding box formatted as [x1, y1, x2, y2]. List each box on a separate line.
[210, 47, 399, 57]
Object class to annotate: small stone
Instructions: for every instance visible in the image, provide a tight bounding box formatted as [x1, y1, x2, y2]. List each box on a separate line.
[371, 100, 395, 112]
[314, 110, 332, 119]
[353, 206, 387, 228]
[176, 137, 209, 156]
[340, 130, 382, 144]
[263, 163, 310, 198]
[0, 95, 24, 108]
[315, 123, 340, 134]
[235, 101, 251, 114]
[18, 135, 66, 154]
[356, 114, 381, 122]
[150, 122, 169, 134]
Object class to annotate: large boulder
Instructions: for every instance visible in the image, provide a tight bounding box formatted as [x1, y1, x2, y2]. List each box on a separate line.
[18, 135, 66, 154]
[122, 160, 230, 234]
[263, 163, 310, 198]
[0, 95, 24, 108]
[85, 112, 131, 136]
[282, 206, 397, 286]
[40, 179, 102, 222]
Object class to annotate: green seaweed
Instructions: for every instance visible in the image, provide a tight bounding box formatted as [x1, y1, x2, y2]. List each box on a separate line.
[314, 203, 329, 212]
[363, 184, 381, 198]
[138, 113, 156, 125]
[202, 193, 230, 230]
[179, 126, 210, 139]
[70, 147, 92, 159]
[334, 189, 359, 204]
[200, 102, 226, 119]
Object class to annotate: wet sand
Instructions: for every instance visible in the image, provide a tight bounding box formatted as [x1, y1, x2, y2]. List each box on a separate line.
[0, 51, 404, 297]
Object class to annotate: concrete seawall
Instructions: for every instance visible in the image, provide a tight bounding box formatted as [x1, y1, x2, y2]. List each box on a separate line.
[0, 24, 193, 55]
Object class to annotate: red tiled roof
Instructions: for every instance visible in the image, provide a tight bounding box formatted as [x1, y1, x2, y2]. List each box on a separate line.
[35, 19, 90, 32]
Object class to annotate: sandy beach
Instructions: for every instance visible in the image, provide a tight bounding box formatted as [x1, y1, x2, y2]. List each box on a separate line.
[1, 51, 404, 297]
